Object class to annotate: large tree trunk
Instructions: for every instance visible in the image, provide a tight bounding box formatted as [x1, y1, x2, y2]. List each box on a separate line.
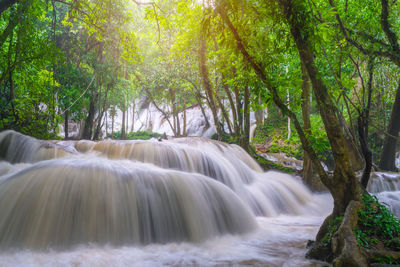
[379, 82, 400, 171]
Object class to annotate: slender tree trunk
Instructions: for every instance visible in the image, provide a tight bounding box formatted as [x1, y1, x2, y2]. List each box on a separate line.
[131, 99, 135, 132]
[287, 89, 291, 139]
[241, 85, 250, 151]
[222, 77, 239, 135]
[183, 98, 187, 136]
[105, 110, 108, 137]
[234, 86, 243, 139]
[358, 60, 374, 188]
[379, 81, 400, 171]
[64, 109, 69, 139]
[215, 88, 233, 135]
[93, 85, 110, 140]
[82, 92, 97, 140]
[111, 112, 115, 138]
[199, 36, 222, 139]
[197, 96, 210, 130]
[301, 63, 314, 187]
[121, 103, 126, 140]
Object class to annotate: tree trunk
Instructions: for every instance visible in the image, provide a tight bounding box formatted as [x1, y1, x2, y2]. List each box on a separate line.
[64, 109, 69, 139]
[379, 81, 400, 171]
[197, 96, 210, 131]
[287, 89, 291, 139]
[183, 98, 187, 136]
[82, 93, 97, 140]
[215, 88, 233, 135]
[111, 112, 114, 138]
[301, 62, 314, 188]
[234, 86, 243, 138]
[121, 104, 126, 140]
[105, 110, 108, 137]
[241, 85, 250, 151]
[199, 36, 222, 139]
[222, 76, 239, 136]
[131, 99, 135, 132]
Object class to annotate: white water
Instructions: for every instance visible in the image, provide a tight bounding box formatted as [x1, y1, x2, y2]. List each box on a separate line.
[368, 172, 400, 217]
[0, 130, 334, 266]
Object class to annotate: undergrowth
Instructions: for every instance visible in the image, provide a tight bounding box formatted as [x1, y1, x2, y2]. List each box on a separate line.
[355, 194, 400, 264]
[109, 130, 163, 140]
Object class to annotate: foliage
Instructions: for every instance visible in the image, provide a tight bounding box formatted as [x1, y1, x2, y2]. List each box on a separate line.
[373, 255, 400, 265]
[355, 194, 400, 251]
[109, 130, 163, 140]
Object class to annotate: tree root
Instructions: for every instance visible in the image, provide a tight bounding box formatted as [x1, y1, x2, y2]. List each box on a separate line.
[331, 200, 368, 267]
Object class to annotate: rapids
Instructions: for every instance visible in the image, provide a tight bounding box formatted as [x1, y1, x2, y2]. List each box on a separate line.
[0, 130, 332, 266]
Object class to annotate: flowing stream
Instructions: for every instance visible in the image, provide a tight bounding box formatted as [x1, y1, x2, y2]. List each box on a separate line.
[4, 129, 396, 266]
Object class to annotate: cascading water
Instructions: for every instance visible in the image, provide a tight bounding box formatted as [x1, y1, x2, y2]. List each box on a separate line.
[0, 130, 334, 266]
[368, 172, 400, 217]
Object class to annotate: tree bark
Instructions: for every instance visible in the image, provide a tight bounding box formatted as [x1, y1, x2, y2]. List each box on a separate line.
[234, 86, 243, 138]
[82, 93, 97, 140]
[183, 97, 187, 136]
[222, 75, 239, 135]
[111, 110, 115, 138]
[199, 36, 222, 139]
[131, 98, 135, 132]
[215, 88, 233, 135]
[64, 109, 69, 139]
[121, 102, 126, 140]
[301, 62, 314, 188]
[379, 81, 400, 171]
[241, 85, 250, 151]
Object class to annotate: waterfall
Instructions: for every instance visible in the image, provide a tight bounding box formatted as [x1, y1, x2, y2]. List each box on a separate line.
[0, 130, 325, 250]
[0, 159, 256, 249]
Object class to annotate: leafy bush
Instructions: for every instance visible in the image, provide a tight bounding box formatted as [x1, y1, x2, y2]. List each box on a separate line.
[109, 131, 163, 140]
[355, 194, 400, 251]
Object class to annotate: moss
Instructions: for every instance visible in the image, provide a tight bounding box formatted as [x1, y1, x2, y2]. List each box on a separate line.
[306, 216, 343, 262]
[248, 146, 296, 174]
